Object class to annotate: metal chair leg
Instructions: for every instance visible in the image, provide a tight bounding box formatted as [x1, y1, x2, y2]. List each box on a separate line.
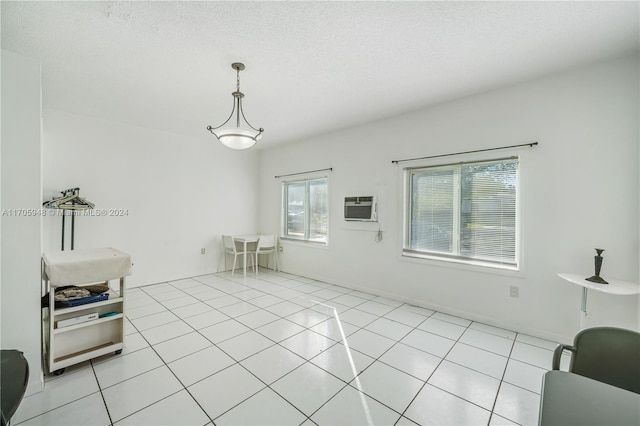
[231, 253, 237, 275]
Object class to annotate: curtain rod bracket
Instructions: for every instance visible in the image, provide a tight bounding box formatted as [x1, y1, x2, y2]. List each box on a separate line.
[275, 167, 333, 179]
[392, 142, 538, 164]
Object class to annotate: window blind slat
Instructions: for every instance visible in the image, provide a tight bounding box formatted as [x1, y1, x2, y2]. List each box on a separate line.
[406, 158, 518, 268]
[410, 169, 454, 253]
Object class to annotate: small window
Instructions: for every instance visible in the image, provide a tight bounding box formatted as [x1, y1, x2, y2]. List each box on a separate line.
[404, 157, 519, 269]
[282, 177, 328, 244]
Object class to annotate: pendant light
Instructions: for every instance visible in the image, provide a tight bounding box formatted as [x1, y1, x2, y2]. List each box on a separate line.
[207, 62, 264, 150]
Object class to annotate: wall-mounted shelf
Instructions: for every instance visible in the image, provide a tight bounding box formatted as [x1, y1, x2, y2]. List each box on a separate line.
[558, 273, 640, 329]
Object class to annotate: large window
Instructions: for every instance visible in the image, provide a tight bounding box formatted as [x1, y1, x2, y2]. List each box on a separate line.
[282, 177, 328, 243]
[404, 157, 519, 269]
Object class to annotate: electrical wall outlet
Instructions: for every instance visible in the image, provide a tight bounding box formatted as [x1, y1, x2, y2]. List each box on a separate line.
[201, 248, 206, 255]
[509, 285, 519, 298]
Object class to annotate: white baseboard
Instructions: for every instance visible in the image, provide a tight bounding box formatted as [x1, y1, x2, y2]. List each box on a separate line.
[24, 374, 44, 397]
[282, 268, 573, 345]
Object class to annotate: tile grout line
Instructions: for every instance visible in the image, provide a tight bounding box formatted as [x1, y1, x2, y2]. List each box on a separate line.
[139, 273, 325, 423]
[189, 273, 367, 423]
[117, 311, 216, 426]
[150, 274, 519, 425]
[42, 270, 552, 426]
[486, 331, 521, 425]
[89, 358, 115, 426]
[300, 302, 439, 423]
[12, 368, 104, 426]
[20, 272, 340, 425]
[393, 312, 473, 425]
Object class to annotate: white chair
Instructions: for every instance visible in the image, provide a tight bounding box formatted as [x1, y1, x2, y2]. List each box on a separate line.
[254, 234, 279, 275]
[222, 235, 254, 275]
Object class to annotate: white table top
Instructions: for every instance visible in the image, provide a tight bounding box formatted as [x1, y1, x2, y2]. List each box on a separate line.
[558, 273, 640, 296]
[233, 234, 260, 243]
[539, 371, 640, 425]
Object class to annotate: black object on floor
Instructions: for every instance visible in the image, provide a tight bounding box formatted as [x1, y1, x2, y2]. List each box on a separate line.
[1, 350, 29, 426]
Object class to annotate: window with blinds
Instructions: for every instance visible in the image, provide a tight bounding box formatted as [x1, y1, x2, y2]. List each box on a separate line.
[404, 157, 519, 269]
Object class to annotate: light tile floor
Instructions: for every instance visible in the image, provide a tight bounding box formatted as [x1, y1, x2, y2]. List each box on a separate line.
[15, 270, 569, 426]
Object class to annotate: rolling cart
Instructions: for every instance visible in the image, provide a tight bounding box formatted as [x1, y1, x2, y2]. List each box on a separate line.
[42, 248, 132, 375]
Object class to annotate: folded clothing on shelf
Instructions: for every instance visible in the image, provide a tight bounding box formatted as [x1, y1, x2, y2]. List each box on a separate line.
[41, 284, 110, 308]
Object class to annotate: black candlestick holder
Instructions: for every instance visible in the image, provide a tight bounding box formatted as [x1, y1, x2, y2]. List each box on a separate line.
[585, 248, 608, 284]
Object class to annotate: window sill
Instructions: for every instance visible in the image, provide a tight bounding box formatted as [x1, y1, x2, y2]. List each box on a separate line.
[280, 237, 328, 247]
[401, 251, 523, 278]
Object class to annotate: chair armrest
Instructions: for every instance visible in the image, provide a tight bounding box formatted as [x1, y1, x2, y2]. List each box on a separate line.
[552, 343, 575, 370]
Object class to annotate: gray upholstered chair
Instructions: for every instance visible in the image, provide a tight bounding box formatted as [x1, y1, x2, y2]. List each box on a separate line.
[552, 326, 640, 394]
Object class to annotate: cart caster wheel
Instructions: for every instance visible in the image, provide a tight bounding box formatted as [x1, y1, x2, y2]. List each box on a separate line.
[53, 368, 65, 376]
[115, 349, 122, 355]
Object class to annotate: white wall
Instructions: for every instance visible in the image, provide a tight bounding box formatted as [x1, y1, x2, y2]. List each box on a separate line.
[42, 109, 260, 287]
[259, 54, 640, 343]
[1, 50, 44, 393]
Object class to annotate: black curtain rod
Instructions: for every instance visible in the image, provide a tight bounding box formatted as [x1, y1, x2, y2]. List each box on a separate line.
[275, 167, 333, 179]
[391, 142, 538, 164]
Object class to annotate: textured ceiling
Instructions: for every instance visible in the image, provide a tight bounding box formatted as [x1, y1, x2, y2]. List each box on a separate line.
[2, 1, 639, 149]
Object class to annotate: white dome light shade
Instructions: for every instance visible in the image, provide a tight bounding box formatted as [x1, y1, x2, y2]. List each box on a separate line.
[207, 63, 264, 150]
[214, 128, 261, 150]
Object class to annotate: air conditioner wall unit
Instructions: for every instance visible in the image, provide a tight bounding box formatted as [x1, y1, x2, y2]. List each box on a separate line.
[344, 196, 377, 222]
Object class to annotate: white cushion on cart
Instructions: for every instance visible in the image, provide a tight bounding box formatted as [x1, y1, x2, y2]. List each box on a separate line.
[43, 247, 132, 287]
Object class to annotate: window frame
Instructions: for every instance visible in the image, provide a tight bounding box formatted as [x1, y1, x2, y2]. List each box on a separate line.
[281, 176, 329, 245]
[402, 156, 521, 271]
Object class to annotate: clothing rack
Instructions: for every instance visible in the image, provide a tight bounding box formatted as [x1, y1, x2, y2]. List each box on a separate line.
[43, 188, 94, 250]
